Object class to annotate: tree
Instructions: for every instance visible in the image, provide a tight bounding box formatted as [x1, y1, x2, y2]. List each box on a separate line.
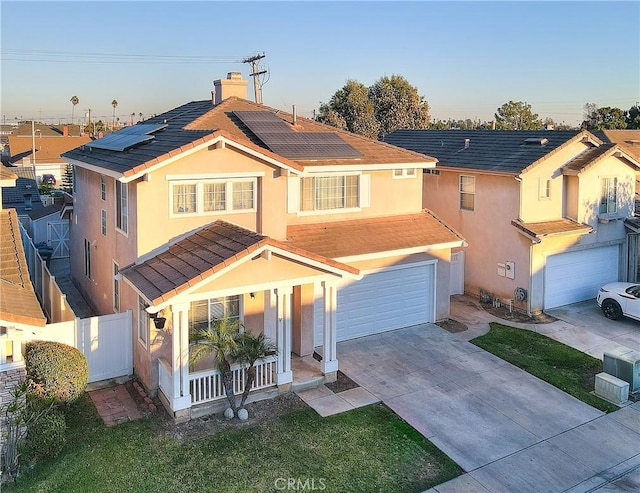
[111, 99, 118, 129]
[61, 163, 73, 194]
[494, 101, 542, 130]
[317, 75, 429, 138]
[582, 104, 627, 130]
[369, 75, 430, 137]
[627, 104, 640, 129]
[70, 96, 79, 124]
[189, 316, 242, 415]
[235, 332, 277, 410]
[317, 80, 379, 139]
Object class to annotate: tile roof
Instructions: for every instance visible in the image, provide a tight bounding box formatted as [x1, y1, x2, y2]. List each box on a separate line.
[121, 220, 358, 306]
[0, 166, 17, 183]
[511, 218, 592, 243]
[597, 130, 640, 162]
[285, 211, 465, 259]
[64, 97, 435, 176]
[0, 208, 47, 326]
[384, 129, 591, 174]
[1, 166, 44, 213]
[562, 143, 617, 174]
[8, 134, 92, 164]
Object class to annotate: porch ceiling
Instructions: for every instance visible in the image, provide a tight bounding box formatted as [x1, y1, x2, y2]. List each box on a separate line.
[120, 220, 358, 306]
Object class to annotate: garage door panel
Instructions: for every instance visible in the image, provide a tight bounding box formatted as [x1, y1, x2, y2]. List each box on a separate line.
[544, 246, 619, 309]
[314, 264, 435, 346]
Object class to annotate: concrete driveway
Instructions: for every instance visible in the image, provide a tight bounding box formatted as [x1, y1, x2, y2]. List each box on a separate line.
[336, 298, 640, 492]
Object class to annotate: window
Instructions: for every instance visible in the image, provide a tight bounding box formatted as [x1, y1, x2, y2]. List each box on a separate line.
[600, 177, 617, 214]
[115, 181, 128, 233]
[138, 296, 148, 347]
[424, 169, 440, 175]
[113, 261, 120, 312]
[172, 183, 197, 214]
[459, 175, 475, 211]
[170, 179, 255, 215]
[101, 209, 107, 235]
[538, 178, 551, 200]
[83, 238, 91, 279]
[392, 168, 417, 178]
[100, 175, 106, 200]
[301, 175, 359, 211]
[189, 296, 241, 331]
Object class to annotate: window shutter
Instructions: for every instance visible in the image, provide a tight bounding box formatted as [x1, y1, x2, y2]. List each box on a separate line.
[360, 174, 371, 208]
[287, 176, 300, 213]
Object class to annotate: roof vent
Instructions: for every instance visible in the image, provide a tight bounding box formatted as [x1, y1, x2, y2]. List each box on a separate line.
[524, 137, 548, 146]
[464, 138, 470, 149]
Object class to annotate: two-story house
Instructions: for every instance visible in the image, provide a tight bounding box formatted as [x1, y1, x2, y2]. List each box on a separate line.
[385, 129, 640, 315]
[63, 73, 465, 420]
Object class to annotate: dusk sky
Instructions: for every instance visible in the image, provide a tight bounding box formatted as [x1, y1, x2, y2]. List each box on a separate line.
[2, 1, 638, 127]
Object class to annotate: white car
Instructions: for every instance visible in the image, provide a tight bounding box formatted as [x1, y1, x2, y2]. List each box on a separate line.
[596, 282, 640, 321]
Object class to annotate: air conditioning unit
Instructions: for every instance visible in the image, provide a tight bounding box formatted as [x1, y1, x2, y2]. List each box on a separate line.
[603, 348, 640, 394]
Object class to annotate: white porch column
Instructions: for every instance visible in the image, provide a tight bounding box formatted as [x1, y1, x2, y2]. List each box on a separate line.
[274, 286, 293, 385]
[321, 280, 339, 374]
[263, 289, 277, 342]
[171, 302, 191, 411]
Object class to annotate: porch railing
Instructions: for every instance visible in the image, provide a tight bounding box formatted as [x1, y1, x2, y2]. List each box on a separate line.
[189, 356, 277, 405]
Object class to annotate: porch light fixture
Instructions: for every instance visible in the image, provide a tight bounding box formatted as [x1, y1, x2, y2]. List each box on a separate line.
[250, 292, 255, 299]
[149, 313, 166, 330]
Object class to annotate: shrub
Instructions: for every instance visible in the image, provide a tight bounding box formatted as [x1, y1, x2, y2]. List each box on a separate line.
[22, 407, 67, 464]
[25, 341, 88, 404]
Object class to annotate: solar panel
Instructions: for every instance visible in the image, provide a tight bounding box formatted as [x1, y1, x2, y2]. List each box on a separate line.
[86, 134, 154, 152]
[233, 111, 362, 160]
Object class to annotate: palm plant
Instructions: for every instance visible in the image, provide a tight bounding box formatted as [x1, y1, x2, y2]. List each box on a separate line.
[189, 316, 242, 414]
[111, 100, 118, 129]
[235, 332, 277, 410]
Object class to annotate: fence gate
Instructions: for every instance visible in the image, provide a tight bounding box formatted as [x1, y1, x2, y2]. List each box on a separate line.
[77, 311, 133, 383]
[47, 221, 70, 258]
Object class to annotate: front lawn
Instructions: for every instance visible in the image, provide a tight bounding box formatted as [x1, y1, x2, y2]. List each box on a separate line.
[471, 322, 618, 413]
[5, 395, 461, 493]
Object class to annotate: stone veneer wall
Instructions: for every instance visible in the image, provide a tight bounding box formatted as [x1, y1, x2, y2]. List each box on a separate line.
[0, 367, 26, 410]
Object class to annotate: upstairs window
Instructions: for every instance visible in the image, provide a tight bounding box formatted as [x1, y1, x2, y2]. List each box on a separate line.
[115, 181, 128, 234]
[538, 178, 551, 200]
[171, 179, 255, 216]
[100, 175, 106, 200]
[459, 175, 475, 211]
[599, 177, 617, 214]
[301, 175, 359, 211]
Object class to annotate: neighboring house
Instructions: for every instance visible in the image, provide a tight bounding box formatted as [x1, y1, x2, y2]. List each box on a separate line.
[1, 166, 44, 221]
[63, 72, 465, 420]
[599, 130, 640, 280]
[385, 129, 640, 314]
[0, 166, 47, 407]
[7, 125, 91, 184]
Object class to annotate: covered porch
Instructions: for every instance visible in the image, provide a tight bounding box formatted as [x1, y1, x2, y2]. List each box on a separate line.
[120, 220, 359, 420]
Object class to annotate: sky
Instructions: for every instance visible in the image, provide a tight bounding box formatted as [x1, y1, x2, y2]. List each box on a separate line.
[1, 1, 639, 127]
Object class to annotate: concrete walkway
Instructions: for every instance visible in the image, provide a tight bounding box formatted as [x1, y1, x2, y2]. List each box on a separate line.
[336, 295, 640, 493]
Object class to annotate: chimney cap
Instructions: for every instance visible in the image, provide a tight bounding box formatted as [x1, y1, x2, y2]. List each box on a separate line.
[227, 72, 242, 80]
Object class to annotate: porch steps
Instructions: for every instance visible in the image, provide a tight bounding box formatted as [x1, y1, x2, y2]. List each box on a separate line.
[291, 375, 325, 393]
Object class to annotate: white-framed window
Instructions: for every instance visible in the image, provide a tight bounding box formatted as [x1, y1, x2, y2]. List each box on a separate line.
[100, 175, 106, 200]
[459, 175, 475, 211]
[392, 168, 417, 179]
[170, 179, 256, 216]
[138, 296, 148, 348]
[301, 175, 359, 211]
[83, 238, 91, 279]
[115, 181, 128, 234]
[538, 178, 551, 200]
[599, 177, 617, 214]
[188, 295, 241, 330]
[101, 209, 107, 236]
[113, 261, 120, 312]
[424, 169, 440, 175]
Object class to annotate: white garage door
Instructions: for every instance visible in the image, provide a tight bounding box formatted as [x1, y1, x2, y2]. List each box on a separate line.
[314, 263, 435, 346]
[544, 245, 619, 309]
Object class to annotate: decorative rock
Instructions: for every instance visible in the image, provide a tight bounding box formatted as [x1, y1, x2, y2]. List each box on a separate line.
[148, 403, 157, 412]
[224, 407, 235, 419]
[237, 408, 249, 421]
[144, 396, 153, 404]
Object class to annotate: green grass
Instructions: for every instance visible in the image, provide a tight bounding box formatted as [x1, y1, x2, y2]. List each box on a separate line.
[471, 322, 618, 413]
[5, 396, 461, 493]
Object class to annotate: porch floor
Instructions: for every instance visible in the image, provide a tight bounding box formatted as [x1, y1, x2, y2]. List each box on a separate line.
[291, 353, 323, 383]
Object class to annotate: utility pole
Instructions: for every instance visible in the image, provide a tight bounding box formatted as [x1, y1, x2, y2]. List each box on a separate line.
[242, 53, 267, 104]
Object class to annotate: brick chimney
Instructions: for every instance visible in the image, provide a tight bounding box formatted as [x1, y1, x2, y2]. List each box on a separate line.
[63, 125, 69, 136]
[213, 72, 248, 104]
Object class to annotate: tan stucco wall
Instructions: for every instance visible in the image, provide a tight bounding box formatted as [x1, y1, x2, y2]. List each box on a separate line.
[423, 171, 528, 308]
